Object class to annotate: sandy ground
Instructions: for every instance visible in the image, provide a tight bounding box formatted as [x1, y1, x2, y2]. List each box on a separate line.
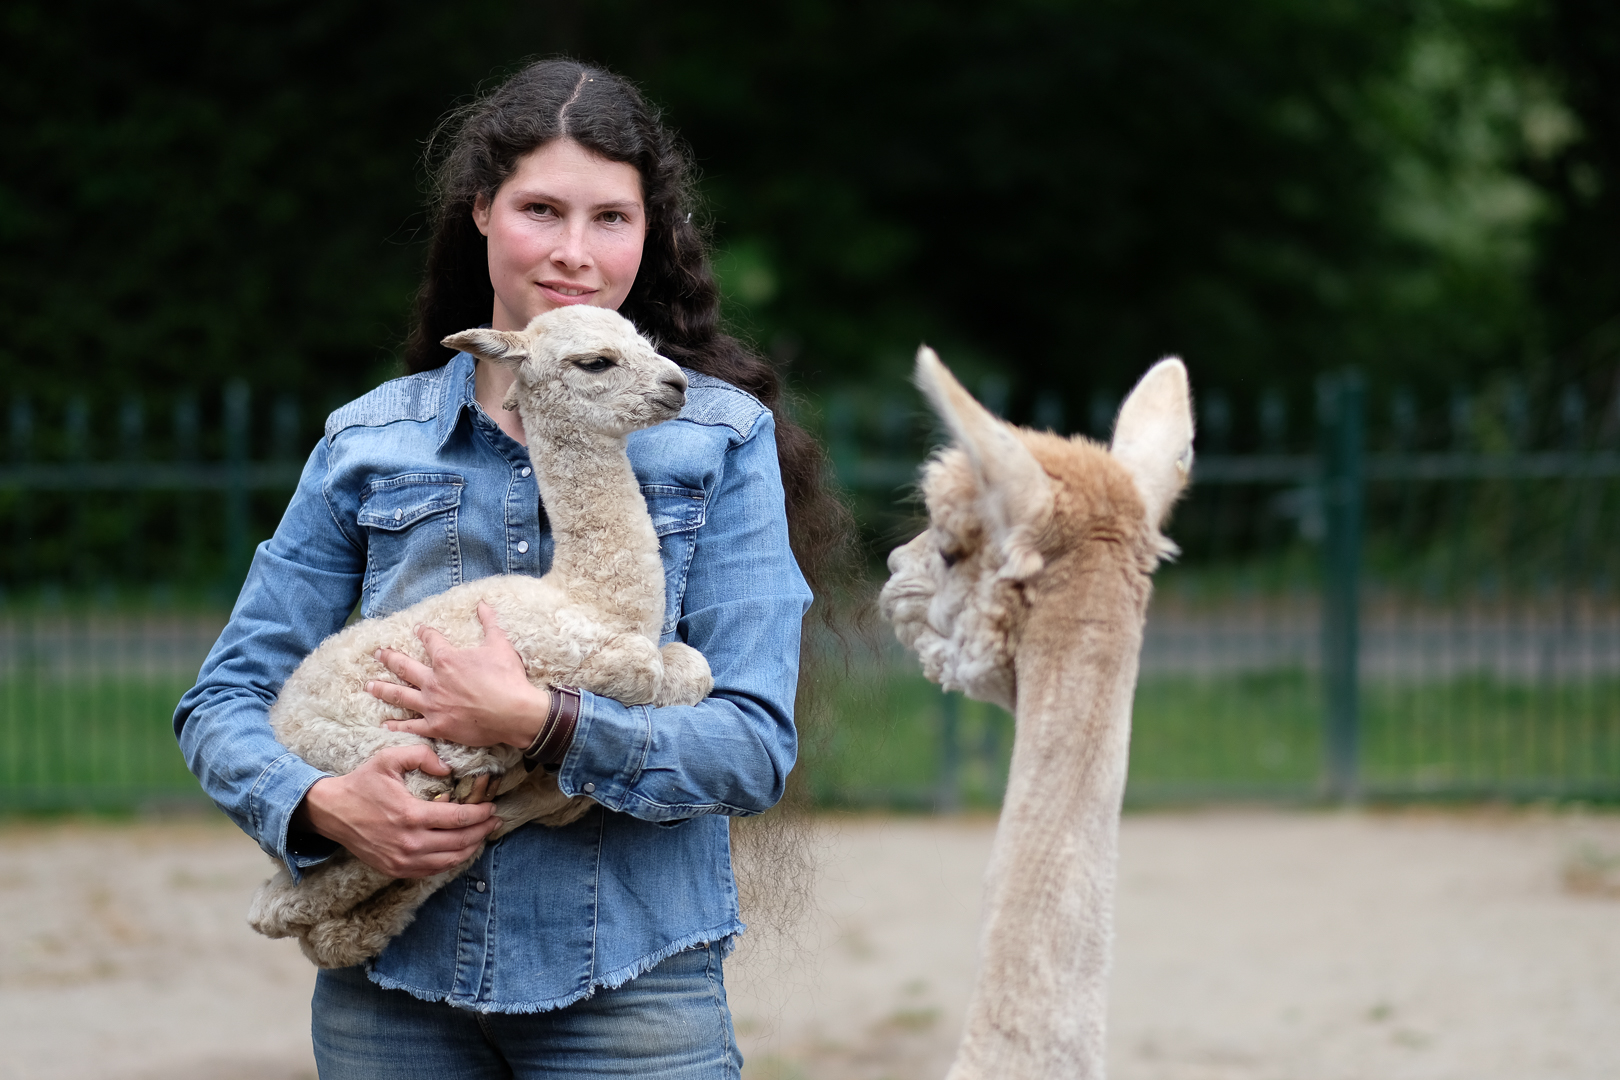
[2, 808, 1618, 1080]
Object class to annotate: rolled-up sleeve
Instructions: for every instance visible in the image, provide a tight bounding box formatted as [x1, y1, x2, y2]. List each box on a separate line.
[173, 437, 363, 878]
[557, 412, 813, 819]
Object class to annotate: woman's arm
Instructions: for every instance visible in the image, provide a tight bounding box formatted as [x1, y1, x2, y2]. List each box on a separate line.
[174, 437, 366, 875]
[562, 412, 811, 817]
[174, 437, 500, 879]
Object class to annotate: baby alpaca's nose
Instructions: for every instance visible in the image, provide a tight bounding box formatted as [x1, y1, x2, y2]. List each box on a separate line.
[662, 371, 688, 396]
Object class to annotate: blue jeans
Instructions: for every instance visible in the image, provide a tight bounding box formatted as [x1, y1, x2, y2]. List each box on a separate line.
[311, 943, 741, 1079]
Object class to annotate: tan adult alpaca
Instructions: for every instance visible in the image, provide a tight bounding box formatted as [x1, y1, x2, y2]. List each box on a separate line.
[881, 349, 1193, 1079]
[248, 305, 713, 968]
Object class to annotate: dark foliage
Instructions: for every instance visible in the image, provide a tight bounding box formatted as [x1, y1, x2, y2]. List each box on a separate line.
[1532, 0, 1620, 383]
[0, 0, 1613, 451]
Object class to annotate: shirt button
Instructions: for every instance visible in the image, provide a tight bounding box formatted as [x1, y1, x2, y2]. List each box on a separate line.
[393, 508, 403, 521]
[521, 466, 532, 477]
[517, 540, 530, 553]
[583, 782, 595, 794]
[475, 880, 486, 893]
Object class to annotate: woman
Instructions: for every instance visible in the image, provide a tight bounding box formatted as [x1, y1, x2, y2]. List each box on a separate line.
[175, 58, 845, 1078]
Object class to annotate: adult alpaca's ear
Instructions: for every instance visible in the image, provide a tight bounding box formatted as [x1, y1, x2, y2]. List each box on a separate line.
[1110, 357, 1195, 528]
[441, 328, 529, 368]
[915, 346, 1054, 581]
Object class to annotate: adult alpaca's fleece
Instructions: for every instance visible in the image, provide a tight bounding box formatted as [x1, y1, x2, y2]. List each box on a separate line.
[247, 306, 713, 968]
[881, 348, 1194, 1079]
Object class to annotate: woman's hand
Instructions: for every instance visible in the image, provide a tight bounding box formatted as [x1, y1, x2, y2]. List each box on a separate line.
[368, 602, 549, 751]
[296, 745, 503, 878]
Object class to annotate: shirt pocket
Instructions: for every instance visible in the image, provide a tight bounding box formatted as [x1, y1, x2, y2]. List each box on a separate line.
[641, 484, 706, 639]
[358, 473, 465, 618]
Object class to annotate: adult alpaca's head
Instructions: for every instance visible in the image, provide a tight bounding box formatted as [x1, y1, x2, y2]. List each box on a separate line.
[443, 306, 688, 439]
[880, 348, 1194, 712]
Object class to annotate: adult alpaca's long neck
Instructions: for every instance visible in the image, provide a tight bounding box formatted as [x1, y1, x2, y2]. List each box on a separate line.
[948, 558, 1148, 1080]
[524, 421, 665, 638]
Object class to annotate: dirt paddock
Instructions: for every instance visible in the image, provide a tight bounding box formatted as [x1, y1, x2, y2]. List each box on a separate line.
[2, 807, 1617, 1080]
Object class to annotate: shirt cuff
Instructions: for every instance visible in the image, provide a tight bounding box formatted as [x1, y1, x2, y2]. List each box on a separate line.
[249, 751, 338, 881]
[555, 690, 650, 813]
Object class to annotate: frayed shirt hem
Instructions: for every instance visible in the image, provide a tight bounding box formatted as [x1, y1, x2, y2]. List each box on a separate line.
[361, 921, 745, 1015]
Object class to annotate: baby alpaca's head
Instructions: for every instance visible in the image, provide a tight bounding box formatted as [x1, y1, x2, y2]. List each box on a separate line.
[443, 307, 687, 438]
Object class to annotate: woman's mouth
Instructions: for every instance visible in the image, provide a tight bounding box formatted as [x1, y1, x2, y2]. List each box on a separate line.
[541, 281, 596, 304]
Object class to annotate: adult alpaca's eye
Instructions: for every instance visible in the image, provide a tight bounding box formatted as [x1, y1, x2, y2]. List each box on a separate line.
[576, 357, 615, 374]
[940, 546, 962, 569]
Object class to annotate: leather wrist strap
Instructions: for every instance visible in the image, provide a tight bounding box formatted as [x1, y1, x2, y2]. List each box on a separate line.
[522, 686, 581, 772]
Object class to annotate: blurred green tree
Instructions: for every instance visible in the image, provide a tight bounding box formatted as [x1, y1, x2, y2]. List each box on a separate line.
[0, 0, 1611, 451]
[1527, 0, 1620, 389]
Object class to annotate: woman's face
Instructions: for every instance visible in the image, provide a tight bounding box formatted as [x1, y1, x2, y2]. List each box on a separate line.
[473, 138, 647, 330]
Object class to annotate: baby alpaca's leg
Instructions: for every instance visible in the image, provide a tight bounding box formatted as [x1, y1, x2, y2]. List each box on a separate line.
[654, 642, 714, 707]
[570, 634, 663, 705]
[422, 741, 526, 804]
[489, 772, 593, 839]
[248, 853, 395, 939]
[298, 857, 474, 968]
[274, 708, 468, 802]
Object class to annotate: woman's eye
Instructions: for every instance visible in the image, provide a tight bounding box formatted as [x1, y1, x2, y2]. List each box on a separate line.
[525, 202, 557, 217]
[576, 357, 615, 374]
[600, 210, 625, 224]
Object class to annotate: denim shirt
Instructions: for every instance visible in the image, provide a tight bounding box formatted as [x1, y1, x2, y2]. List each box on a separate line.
[174, 351, 812, 1012]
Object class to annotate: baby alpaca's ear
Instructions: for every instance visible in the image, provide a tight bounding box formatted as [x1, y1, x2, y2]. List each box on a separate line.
[441, 328, 529, 367]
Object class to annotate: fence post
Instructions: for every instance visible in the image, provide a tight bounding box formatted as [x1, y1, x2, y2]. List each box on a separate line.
[1318, 372, 1364, 800]
[223, 381, 250, 586]
[272, 393, 301, 462]
[120, 395, 144, 584]
[10, 396, 32, 463]
[66, 398, 90, 586]
[10, 397, 31, 587]
[825, 393, 857, 489]
[937, 689, 962, 812]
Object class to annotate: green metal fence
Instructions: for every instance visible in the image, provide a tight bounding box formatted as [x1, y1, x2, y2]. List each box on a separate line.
[1, 377, 1618, 810]
[0, 382, 298, 809]
[0, 610, 226, 808]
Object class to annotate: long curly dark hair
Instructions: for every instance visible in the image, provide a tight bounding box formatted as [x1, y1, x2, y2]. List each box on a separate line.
[407, 57, 853, 603]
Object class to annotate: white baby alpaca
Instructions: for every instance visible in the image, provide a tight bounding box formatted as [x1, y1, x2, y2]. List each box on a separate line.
[248, 305, 713, 968]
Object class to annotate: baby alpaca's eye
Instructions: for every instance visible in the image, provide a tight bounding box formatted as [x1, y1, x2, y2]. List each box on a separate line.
[575, 357, 616, 374]
[940, 545, 963, 569]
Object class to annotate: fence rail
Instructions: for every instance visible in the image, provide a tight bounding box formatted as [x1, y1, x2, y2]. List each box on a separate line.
[1194, 450, 1620, 483]
[0, 463, 303, 490]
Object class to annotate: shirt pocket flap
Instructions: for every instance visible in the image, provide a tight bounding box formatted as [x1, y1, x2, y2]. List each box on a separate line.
[641, 485, 706, 537]
[358, 475, 465, 531]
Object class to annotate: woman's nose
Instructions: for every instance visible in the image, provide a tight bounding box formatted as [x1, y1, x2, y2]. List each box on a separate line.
[551, 220, 591, 268]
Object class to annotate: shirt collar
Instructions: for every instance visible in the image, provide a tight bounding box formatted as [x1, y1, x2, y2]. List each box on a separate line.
[434, 351, 479, 453]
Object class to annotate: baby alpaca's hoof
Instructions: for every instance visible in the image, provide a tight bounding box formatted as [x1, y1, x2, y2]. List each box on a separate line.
[448, 762, 519, 803]
[403, 769, 455, 802]
[429, 743, 524, 802]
